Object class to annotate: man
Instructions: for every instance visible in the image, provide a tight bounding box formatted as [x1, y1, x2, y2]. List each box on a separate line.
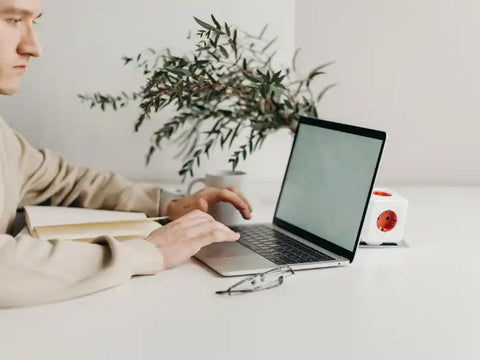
[0, 0, 252, 308]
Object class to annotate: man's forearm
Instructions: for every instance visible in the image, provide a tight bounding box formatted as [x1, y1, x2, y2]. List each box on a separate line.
[20, 149, 162, 216]
[0, 233, 163, 308]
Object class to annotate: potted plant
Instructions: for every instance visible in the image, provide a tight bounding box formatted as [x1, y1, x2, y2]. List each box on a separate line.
[79, 15, 336, 182]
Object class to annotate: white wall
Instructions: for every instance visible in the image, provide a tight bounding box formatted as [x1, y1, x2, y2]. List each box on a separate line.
[295, 0, 480, 186]
[0, 0, 295, 186]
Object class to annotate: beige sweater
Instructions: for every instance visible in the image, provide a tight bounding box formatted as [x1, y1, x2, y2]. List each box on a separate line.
[0, 115, 164, 308]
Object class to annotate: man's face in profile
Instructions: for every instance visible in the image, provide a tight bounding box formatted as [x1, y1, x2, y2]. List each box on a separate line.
[0, 0, 42, 95]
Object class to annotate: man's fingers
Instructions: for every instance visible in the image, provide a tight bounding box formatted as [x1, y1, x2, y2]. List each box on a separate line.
[209, 188, 251, 219]
[196, 228, 240, 248]
[167, 186, 252, 221]
[210, 228, 240, 243]
[182, 218, 231, 240]
[224, 186, 252, 212]
[173, 218, 239, 248]
[170, 211, 238, 238]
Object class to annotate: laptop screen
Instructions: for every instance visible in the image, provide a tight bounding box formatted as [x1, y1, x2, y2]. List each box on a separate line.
[274, 118, 385, 255]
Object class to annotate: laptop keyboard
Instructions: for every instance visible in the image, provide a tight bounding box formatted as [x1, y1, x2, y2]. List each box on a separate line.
[229, 225, 334, 265]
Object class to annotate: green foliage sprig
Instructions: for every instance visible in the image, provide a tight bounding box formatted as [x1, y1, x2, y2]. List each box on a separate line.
[78, 15, 336, 182]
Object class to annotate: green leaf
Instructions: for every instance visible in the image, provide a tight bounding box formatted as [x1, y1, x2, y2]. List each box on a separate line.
[256, 69, 266, 78]
[218, 45, 228, 58]
[204, 138, 214, 158]
[220, 128, 233, 148]
[122, 56, 133, 65]
[228, 155, 239, 171]
[213, 31, 220, 47]
[194, 59, 209, 66]
[211, 14, 221, 29]
[167, 67, 192, 77]
[259, 84, 267, 97]
[194, 17, 217, 31]
[248, 131, 254, 153]
[292, 48, 301, 71]
[209, 51, 220, 61]
[224, 22, 231, 36]
[210, 118, 223, 132]
[309, 61, 335, 75]
[206, 71, 217, 83]
[261, 37, 277, 53]
[316, 83, 337, 103]
[244, 72, 260, 82]
[231, 29, 237, 54]
[253, 134, 264, 151]
[259, 24, 268, 39]
[306, 71, 326, 87]
[276, 74, 286, 84]
[264, 50, 277, 66]
[229, 122, 242, 147]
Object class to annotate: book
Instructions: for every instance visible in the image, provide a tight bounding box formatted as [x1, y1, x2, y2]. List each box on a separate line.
[24, 205, 163, 242]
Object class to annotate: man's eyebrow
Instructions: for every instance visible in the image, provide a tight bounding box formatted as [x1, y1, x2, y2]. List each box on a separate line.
[0, 7, 43, 18]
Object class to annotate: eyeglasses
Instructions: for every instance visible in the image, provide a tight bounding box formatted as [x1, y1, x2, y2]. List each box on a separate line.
[215, 266, 295, 295]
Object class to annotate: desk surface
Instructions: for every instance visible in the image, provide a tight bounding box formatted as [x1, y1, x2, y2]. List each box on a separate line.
[1, 186, 479, 360]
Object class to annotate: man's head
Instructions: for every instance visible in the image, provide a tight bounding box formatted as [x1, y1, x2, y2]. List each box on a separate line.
[0, 0, 42, 95]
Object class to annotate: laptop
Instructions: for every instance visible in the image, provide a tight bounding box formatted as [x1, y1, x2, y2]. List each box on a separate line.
[195, 116, 386, 276]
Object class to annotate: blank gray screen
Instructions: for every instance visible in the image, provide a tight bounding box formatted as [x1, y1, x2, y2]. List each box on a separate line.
[275, 123, 383, 252]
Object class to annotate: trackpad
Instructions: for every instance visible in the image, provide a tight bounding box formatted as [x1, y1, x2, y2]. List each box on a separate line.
[197, 241, 253, 258]
[196, 242, 276, 274]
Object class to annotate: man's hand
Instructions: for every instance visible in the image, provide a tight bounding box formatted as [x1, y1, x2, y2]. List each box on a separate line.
[146, 210, 240, 269]
[166, 186, 252, 220]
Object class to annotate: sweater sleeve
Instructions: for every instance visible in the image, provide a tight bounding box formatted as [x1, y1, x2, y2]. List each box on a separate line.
[0, 117, 165, 308]
[0, 233, 163, 308]
[1, 120, 161, 216]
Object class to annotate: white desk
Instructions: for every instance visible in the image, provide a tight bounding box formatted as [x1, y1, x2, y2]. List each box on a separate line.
[1, 186, 479, 360]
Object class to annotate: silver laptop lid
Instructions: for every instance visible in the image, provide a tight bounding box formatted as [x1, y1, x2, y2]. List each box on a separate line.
[273, 116, 386, 262]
